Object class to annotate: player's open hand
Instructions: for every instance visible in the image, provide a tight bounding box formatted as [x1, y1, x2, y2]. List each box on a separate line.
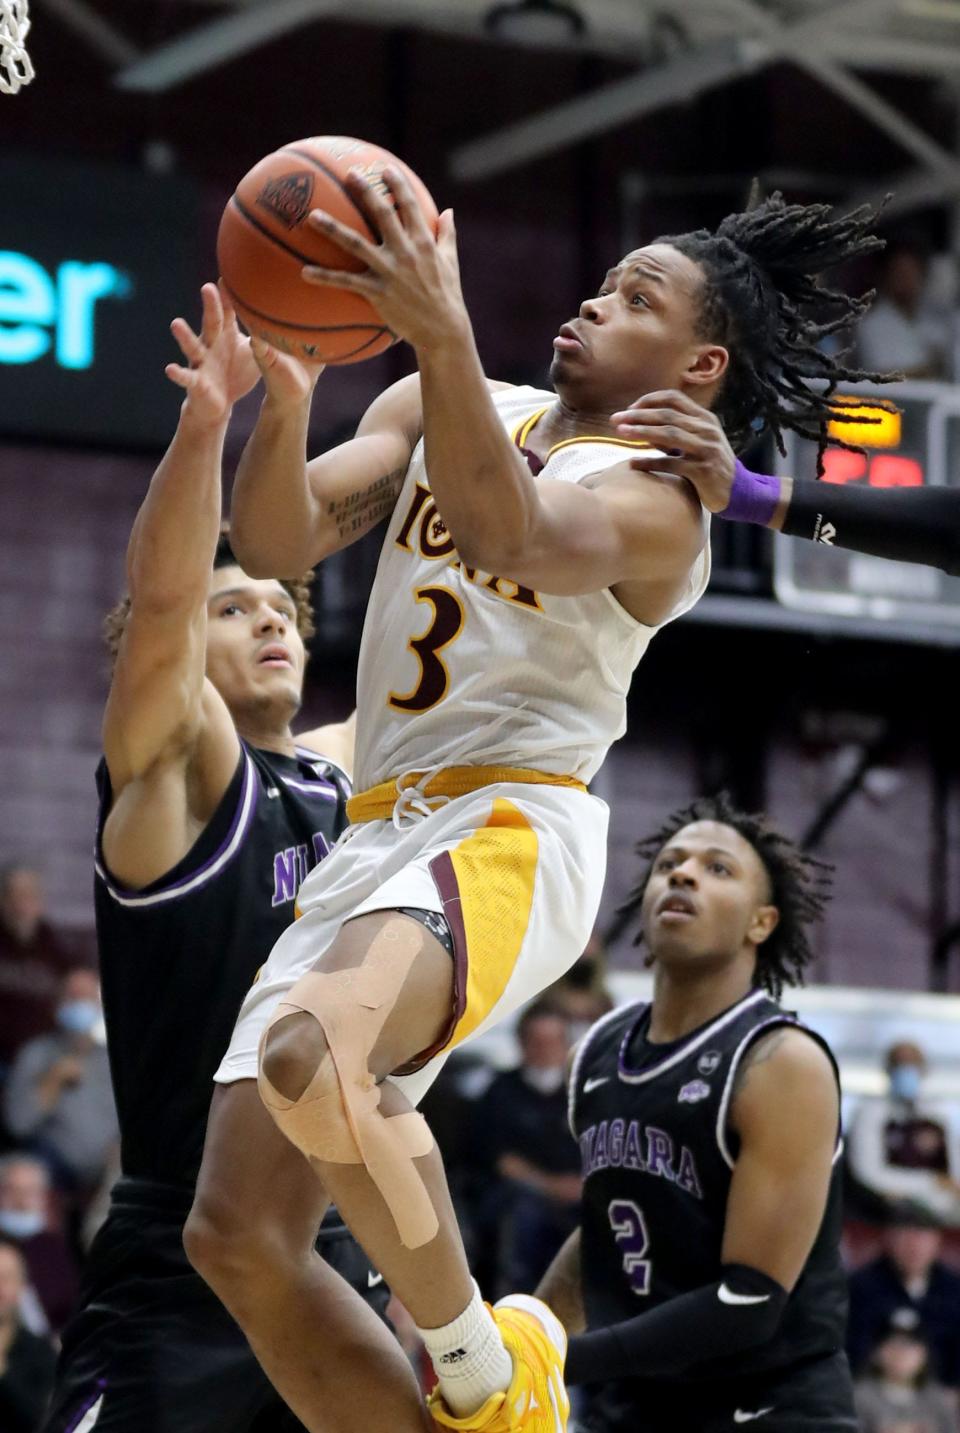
[247, 332, 325, 411]
[302, 166, 467, 353]
[612, 390, 736, 513]
[165, 283, 261, 425]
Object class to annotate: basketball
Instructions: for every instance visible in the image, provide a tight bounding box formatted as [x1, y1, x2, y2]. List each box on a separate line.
[217, 136, 439, 365]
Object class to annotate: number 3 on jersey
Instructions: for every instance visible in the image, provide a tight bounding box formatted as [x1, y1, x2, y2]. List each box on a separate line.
[609, 1199, 652, 1296]
[389, 586, 466, 714]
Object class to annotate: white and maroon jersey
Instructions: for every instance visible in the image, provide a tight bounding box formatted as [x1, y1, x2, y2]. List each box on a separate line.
[353, 385, 710, 790]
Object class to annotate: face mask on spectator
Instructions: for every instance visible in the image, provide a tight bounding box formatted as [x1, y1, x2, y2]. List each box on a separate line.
[56, 999, 100, 1036]
[0, 1208, 45, 1240]
[522, 1065, 565, 1095]
[890, 1064, 923, 1102]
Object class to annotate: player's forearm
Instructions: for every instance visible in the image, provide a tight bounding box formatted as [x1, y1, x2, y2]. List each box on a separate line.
[230, 394, 324, 578]
[535, 1230, 586, 1336]
[565, 1265, 787, 1385]
[127, 407, 226, 611]
[779, 477, 960, 573]
[726, 463, 960, 573]
[416, 329, 540, 571]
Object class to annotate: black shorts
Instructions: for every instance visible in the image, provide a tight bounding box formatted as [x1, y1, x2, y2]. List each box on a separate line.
[579, 1351, 858, 1433]
[41, 1180, 392, 1433]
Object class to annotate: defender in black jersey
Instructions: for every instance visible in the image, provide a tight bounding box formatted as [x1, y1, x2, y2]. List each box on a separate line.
[538, 793, 858, 1432]
[41, 285, 399, 1433]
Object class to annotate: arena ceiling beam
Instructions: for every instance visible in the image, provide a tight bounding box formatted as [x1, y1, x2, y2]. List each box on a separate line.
[114, 0, 345, 92]
[801, 56, 959, 172]
[449, 35, 772, 182]
[450, 36, 764, 181]
[356, 0, 654, 59]
[448, 0, 948, 181]
[728, 0, 960, 214]
[831, 33, 960, 74]
[36, 0, 140, 66]
[849, 163, 960, 219]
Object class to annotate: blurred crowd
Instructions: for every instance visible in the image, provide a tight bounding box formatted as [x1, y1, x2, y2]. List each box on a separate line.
[0, 863, 117, 1431]
[4, 859, 960, 1433]
[853, 236, 955, 382]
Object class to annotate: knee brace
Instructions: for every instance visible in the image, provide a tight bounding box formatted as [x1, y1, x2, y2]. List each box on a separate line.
[258, 919, 439, 1249]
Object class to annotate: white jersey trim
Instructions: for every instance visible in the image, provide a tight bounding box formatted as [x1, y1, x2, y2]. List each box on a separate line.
[94, 750, 258, 908]
[72, 1393, 105, 1431]
[617, 989, 768, 1086]
[277, 776, 339, 800]
[509, 394, 712, 636]
[568, 1001, 638, 1138]
[715, 1016, 844, 1171]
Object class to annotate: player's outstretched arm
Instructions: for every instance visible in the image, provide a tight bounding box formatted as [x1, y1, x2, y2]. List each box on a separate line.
[772, 476, 960, 573]
[617, 389, 960, 575]
[102, 284, 255, 885]
[563, 1027, 838, 1386]
[535, 1229, 586, 1337]
[230, 352, 422, 578]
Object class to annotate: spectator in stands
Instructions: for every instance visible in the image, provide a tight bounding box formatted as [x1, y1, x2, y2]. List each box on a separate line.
[856, 237, 949, 379]
[0, 1238, 56, 1433]
[847, 1039, 960, 1226]
[545, 932, 614, 1047]
[854, 1307, 957, 1433]
[3, 970, 117, 1194]
[848, 1213, 960, 1390]
[471, 1002, 582, 1296]
[0, 1156, 78, 1335]
[0, 866, 78, 1073]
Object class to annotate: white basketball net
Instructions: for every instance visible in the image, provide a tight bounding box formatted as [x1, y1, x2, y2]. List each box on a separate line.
[1, 0, 34, 95]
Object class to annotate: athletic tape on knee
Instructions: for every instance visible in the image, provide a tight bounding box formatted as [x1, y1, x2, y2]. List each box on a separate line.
[258, 920, 440, 1249]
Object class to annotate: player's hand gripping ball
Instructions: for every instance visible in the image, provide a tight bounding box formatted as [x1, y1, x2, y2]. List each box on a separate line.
[217, 136, 438, 365]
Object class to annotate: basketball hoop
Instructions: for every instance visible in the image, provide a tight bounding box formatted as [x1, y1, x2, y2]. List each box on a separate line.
[1, 0, 34, 95]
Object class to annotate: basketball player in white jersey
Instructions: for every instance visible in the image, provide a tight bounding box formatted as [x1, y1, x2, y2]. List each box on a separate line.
[185, 178, 884, 1433]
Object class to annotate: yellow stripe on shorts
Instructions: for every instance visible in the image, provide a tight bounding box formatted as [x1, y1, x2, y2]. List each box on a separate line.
[346, 766, 585, 825]
[443, 797, 539, 1048]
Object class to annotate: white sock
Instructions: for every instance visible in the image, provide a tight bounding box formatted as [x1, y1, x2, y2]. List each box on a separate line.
[417, 1282, 514, 1417]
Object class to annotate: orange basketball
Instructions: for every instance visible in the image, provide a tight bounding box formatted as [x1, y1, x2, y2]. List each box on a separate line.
[217, 136, 438, 365]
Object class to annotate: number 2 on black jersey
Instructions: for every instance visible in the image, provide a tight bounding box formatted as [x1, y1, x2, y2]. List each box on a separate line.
[609, 1199, 652, 1295]
[389, 586, 466, 714]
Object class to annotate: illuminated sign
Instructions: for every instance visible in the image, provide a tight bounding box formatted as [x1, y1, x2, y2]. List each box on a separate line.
[0, 155, 199, 447]
[820, 449, 924, 488]
[827, 399, 902, 449]
[774, 382, 960, 626]
[0, 252, 131, 369]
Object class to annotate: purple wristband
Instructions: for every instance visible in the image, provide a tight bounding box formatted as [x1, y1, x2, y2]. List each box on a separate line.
[720, 460, 782, 526]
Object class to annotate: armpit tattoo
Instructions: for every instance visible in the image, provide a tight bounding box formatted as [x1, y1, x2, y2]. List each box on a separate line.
[328, 467, 404, 540]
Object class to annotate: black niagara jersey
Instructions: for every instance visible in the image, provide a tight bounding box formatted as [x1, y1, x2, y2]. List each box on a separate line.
[569, 989, 857, 1432]
[93, 740, 350, 1184]
[41, 741, 387, 1433]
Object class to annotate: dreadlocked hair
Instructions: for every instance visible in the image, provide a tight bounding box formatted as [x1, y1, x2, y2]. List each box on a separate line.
[620, 792, 832, 1000]
[103, 530, 315, 664]
[659, 192, 899, 473]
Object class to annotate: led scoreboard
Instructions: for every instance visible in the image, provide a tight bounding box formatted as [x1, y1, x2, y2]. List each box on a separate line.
[773, 381, 960, 627]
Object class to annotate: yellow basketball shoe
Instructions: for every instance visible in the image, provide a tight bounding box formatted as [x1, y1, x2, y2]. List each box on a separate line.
[428, 1294, 569, 1433]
